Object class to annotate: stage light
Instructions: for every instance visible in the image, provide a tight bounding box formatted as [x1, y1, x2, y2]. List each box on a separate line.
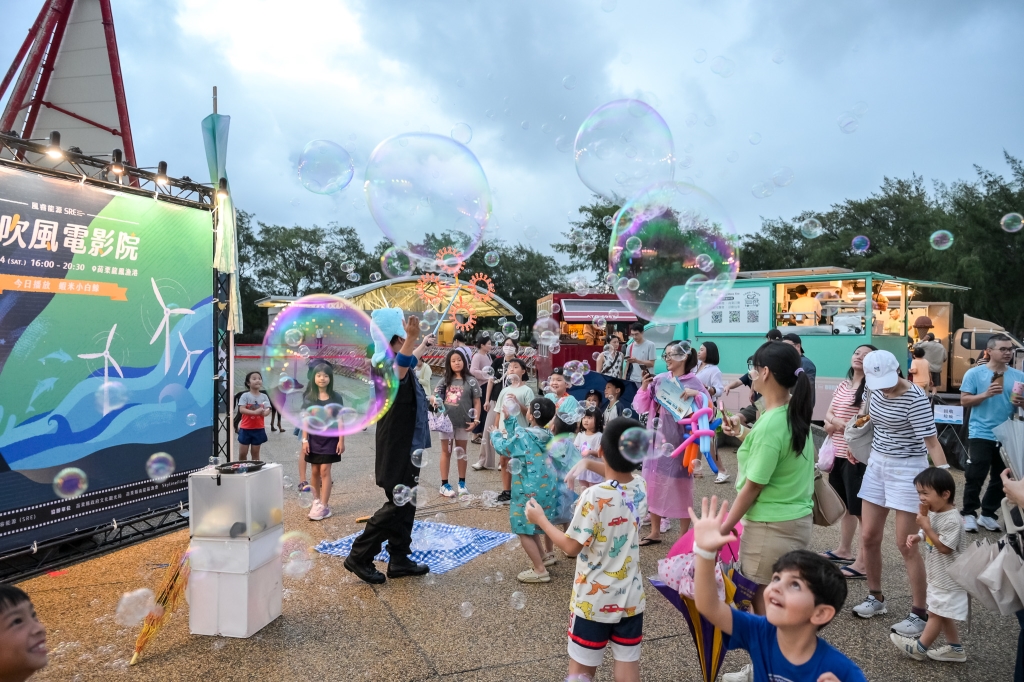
[156, 161, 168, 187]
[111, 148, 124, 175]
[45, 131, 63, 159]
[217, 177, 228, 199]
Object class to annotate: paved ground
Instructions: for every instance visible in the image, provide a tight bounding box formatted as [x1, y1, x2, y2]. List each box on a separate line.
[18, 371, 1021, 680]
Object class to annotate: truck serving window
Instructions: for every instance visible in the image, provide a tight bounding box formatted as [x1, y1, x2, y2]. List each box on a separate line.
[774, 279, 866, 334]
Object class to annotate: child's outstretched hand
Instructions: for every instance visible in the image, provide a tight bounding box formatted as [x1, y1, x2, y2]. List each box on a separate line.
[817, 674, 841, 682]
[906, 533, 921, 549]
[524, 498, 545, 524]
[688, 496, 738, 554]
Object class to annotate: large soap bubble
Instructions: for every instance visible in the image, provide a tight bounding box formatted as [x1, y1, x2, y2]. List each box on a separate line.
[574, 99, 675, 202]
[298, 140, 354, 194]
[262, 294, 398, 437]
[364, 133, 492, 266]
[608, 181, 738, 324]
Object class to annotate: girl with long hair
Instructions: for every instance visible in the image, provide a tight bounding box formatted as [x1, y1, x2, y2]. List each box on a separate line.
[301, 362, 346, 521]
[597, 335, 625, 379]
[695, 341, 729, 484]
[573, 407, 604, 489]
[434, 348, 482, 498]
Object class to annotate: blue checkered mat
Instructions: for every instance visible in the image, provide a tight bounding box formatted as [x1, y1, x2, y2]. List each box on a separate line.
[315, 521, 517, 574]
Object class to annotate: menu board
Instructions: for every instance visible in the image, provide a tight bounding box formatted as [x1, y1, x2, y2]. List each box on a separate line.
[697, 286, 771, 334]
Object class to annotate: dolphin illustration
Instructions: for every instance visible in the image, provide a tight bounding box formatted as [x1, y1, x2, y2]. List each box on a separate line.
[38, 349, 72, 365]
[26, 377, 58, 413]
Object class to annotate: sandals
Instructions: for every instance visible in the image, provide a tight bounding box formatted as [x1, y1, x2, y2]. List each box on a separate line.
[639, 537, 662, 546]
[840, 566, 867, 580]
[821, 550, 855, 564]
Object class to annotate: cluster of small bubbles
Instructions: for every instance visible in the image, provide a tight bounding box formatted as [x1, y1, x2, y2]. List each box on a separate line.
[298, 491, 314, 508]
[693, 49, 707, 63]
[929, 230, 954, 250]
[851, 235, 871, 254]
[346, 272, 361, 282]
[460, 601, 474, 618]
[369, 272, 382, 282]
[710, 56, 736, 77]
[450, 122, 473, 145]
[619, 427, 651, 463]
[53, 467, 88, 499]
[394, 484, 412, 505]
[115, 588, 157, 626]
[1001, 213, 1023, 234]
[510, 591, 527, 610]
[341, 261, 355, 273]
[185, 413, 198, 426]
[298, 140, 354, 195]
[146, 452, 175, 483]
[800, 218, 823, 239]
[772, 167, 794, 187]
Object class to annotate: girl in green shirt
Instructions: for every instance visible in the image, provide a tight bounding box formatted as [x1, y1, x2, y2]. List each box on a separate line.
[721, 341, 815, 613]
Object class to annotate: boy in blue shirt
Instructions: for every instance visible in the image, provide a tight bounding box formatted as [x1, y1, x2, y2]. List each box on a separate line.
[691, 496, 867, 682]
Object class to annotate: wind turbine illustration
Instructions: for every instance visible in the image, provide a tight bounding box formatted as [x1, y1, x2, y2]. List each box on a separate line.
[79, 324, 124, 415]
[178, 331, 203, 376]
[149, 278, 194, 374]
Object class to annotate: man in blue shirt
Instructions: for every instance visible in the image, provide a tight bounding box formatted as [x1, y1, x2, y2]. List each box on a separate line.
[960, 333, 1024, 533]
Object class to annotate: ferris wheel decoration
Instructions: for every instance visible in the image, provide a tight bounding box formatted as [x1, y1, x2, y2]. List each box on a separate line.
[467, 273, 494, 303]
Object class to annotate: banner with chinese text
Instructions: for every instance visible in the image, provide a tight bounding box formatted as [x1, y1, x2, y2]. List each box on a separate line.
[0, 167, 213, 552]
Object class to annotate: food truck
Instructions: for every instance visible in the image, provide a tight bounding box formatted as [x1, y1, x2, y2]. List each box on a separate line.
[533, 292, 638, 382]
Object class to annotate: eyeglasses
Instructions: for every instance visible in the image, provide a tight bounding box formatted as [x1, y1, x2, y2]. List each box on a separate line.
[993, 346, 1015, 353]
[662, 352, 684, 361]
[747, 361, 758, 371]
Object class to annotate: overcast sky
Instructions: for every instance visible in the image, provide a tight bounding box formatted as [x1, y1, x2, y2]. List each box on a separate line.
[3, 0, 1023, 267]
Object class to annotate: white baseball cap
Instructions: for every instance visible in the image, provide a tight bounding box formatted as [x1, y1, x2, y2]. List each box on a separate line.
[863, 349, 900, 391]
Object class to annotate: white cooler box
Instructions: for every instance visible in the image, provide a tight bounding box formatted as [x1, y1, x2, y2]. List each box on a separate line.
[189, 462, 284, 539]
[188, 556, 282, 638]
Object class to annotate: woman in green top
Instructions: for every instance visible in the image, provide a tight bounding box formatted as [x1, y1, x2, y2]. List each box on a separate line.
[721, 341, 815, 614]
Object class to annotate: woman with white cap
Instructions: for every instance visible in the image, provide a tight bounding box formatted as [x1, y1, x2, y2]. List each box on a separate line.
[851, 349, 948, 640]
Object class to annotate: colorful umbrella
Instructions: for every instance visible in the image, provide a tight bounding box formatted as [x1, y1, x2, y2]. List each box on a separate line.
[650, 577, 734, 682]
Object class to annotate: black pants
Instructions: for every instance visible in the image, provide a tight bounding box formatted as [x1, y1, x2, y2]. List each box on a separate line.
[962, 438, 1005, 519]
[348, 489, 416, 566]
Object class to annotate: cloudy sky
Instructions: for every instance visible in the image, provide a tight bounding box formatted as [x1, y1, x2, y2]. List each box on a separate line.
[3, 0, 1023, 266]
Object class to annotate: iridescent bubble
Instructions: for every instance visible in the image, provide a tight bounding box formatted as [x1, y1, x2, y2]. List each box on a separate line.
[618, 427, 651, 463]
[625, 236, 642, 252]
[800, 218, 823, 239]
[534, 316, 560, 345]
[460, 601, 474, 618]
[574, 99, 675, 202]
[508, 458, 523, 475]
[837, 113, 859, 134]
[450, 122, 473, 145]
[411, 448, 426, 467]
[551, 303, 561, 314]
[593, 316, 606, 329]
[709, 56, 736, 77]
[772, 167, 794, 187]
[283, 328, 303, 347]
[346, 272, 360, 282]
[394, 484, 412, 506]
[381, 247, 414, 279]
[749, 133, 762, 145]
[929, 230, 954, 250]
[146, 452, 175, 483]
[695, 254, 714, 272]
[693, 49, 707, 63]
[341, 261, 355, 273]
[608, 181, 738, 324]
[185, 413, 198, 426]
[851, 235, 871, 254]
[771, 48, 786, 64]
[364, 133, 491, 263]
[262, 295, 398, 436]
[626, 278, 640, 291]
[484, 251, 500, 267]
[115, 589, 156, 626]
[297, 491, 314, 508]
[622, 408, 632, 418]
[1001, 213, 1023, 233]
[562, 75, 577, 90]
[751, 181, 774, 199]
[279, 531, 314, 578]
[502, 322, 517, 335]
[298, 140, 354, 195]
[53, 467, 87, 499]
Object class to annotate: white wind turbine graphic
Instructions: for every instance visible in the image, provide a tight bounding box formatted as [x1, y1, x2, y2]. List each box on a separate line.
[78, 324, 124, 415]
[178, 331, 203, 377]
[149, 278, 194, 375]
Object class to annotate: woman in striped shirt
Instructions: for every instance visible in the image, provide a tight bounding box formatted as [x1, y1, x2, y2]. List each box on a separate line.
[820, 344, 876, 579]
[851, 349, 948, 640]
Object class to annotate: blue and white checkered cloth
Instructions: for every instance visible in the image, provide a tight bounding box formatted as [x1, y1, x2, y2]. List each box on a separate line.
[315, 521, 517, 574]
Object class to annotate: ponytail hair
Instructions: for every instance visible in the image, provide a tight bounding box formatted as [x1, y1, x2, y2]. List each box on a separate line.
[751, 341, 812, 454]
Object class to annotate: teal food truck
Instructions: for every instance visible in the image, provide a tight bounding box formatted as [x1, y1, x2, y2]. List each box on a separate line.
[644, 267, 970, 420]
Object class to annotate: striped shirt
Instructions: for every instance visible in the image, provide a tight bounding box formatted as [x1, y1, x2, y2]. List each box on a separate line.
[827, 380, 861, 460]
[868, 383, 936, 457]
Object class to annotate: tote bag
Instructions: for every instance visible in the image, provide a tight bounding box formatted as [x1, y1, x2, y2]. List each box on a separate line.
[843, 387, 873, 464]
[812, 469, 846, 527]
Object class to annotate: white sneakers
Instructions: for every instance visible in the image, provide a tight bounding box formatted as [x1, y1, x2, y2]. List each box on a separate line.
[517, 568, 550, 583]
[978, 515, 1001, 532]
[963, 515, 978, 533]
[721, 664, 752, 682]
[890, 613, 927, 637]
[308, 499, 331, 521]
[852, 595, 888, 619]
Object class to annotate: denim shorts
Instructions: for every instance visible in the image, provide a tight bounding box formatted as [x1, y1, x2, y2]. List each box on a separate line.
[238, 428, 268, 446]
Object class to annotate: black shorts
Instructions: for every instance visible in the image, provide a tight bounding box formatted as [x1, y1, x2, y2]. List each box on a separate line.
[567, 611, 643, 666]
[828, 457, 867, 516]
[306, 452, 341, 465]
[238, 428, 267, 446]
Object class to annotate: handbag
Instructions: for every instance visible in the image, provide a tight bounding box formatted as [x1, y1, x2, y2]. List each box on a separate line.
[979, 544, 1024, 616]
[844, 389, 874, 464]
[812, 469, 846, 526]
[948, 539, 1001, 613]
[816, 436, 836, 472]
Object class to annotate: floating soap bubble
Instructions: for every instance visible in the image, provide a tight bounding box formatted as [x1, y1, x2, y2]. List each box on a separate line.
[771, 48, 786, 64]
[704, 115, 717, 127]
[369, 272, 382, 282]
[455, 447, 467, 461]
[484, 251, 500, 267]
[460, 602, 474, 618]
[115, 588, 156, 626]
[381, 246, 414, 279]
[693, 49, 707, 63]
[625, 236, 642, 252]
[751, 181, 774, 199]
[710, 56, 735, 77]
[283, 475, 294, 490]
[263, 295, 398, 436]
[726, 151, 739, 163]
[608, 182, 738, 324]
[772, 167, 794, 187]
[53, 467, 87, 499]
[346, 272, 360, 283]
[555, 134, 573, 153]
[411, 449, 426, 467]
[695, 254, 715, 273]
[800, 218, 823, 239]
[619, 427, 651, 463]
[409, 485, 422, 506]
[502, 322, 517, 336]
[284, 328, 304, 347]
[298, 491, 314, 508]
[394, 484, 412, 505]
[1001, 213, 1023, 234]
[851, 235, 870, 254]
[341, 261, 355, 273]
[929, 230, 954, 250]
[146, 452, 175, 483]
[749, 132, 762, 145]
[562, 75, 577, 90]
[94, 380, 129, 414]
[185, 413, 198, 426]
[279, 531, 314, 579]
[508, 458, 523, 475]
[533, 316, 560, 346]
[298, 140, 354, 194]
[451, 122, 473, 145]
[317, 246, 328, 259]
[324, 261, 332, 270]
[623, 408, 632, 418]
[364, 133, 491, 263]
[515, 313, 523, 321]
[574, 99, 675, 202]
[510, 591, 527, 610]
[837, 113, 859, 134]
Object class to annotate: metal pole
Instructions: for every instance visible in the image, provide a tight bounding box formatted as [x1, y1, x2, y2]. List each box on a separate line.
[212, 86, 217, 115]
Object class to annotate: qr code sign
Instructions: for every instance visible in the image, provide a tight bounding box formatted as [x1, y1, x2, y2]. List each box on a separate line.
[729, 311, 740, 323]
[747, 310, 759, 323]
[711, 311, 723, 324]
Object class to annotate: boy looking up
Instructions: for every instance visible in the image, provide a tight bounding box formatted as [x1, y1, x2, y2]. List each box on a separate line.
[691, 497, 866, 682]
[0, 585, 47, 682]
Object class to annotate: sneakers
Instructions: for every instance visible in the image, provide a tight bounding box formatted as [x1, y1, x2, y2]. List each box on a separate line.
[308, 500, 330, 521]
[516, 568, 551, 583]
[495, 490, 512, 505]
[852, 595, 888, 619]
[470, 461, 486, 471]
[889, 633, 927, 661]
[927, 644, 967, 662]
[963, 514, 978, 533]
[978, 515, 1001, 532]
[721, 664, 753, 682]
[542, 552, 558, 567]
[891, 613, 927, 637]
[439, 483, 456, 498]
[714, 471, 731, 484]
[641, 513, 651, 527]
[660, 518, 672, 533]
[458, 481, 470, 496]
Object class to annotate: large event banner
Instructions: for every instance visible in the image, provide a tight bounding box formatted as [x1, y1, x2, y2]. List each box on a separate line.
[0, 167, 214, 553]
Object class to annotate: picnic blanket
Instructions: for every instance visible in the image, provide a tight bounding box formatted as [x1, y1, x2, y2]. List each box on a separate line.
[315, 521, 517, 575]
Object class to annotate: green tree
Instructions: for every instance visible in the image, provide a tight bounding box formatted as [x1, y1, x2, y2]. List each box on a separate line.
[552, 198, 621, 280]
